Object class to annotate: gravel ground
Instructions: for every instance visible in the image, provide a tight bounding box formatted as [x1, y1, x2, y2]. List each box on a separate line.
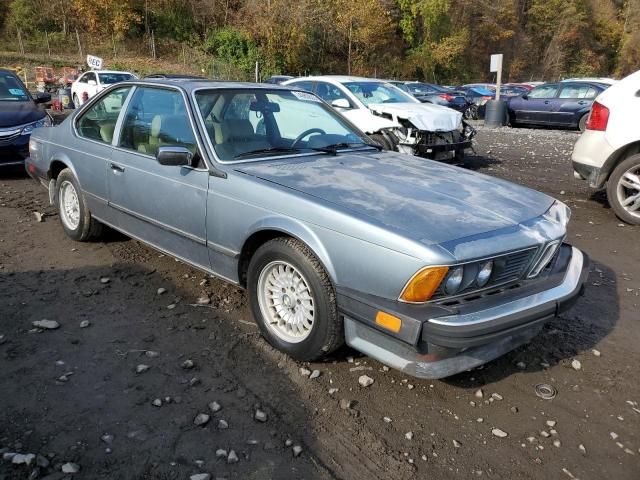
[1, 125, 639, 480]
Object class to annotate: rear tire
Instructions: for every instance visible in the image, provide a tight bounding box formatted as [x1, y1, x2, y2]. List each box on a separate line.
[578, 113, 589, 132]
[606, 154, 640, 225]
[73, 93, 80, 108]
[247, 237, 343, 361]
[464, 105, 478, 120]
[56, 168, 103, 241]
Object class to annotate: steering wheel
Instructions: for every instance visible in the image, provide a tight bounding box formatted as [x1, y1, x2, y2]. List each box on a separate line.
[291, 128, 326, 148]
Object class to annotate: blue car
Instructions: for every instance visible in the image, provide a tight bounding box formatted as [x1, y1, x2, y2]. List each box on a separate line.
[0, 69, 51, 168]
[507, 81, 609, 131]
[25, 79, 588, 379]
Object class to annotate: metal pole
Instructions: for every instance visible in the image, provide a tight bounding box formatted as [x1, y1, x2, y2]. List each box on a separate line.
[495, 56, 503, 101]
[112, 32, 117, 57]
[75, 29, 82, 60]
[45, 31, 51, 57]
[255, 61, 259, 82]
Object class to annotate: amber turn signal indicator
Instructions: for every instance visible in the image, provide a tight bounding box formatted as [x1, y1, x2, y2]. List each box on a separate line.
[399, 266, 449, 303]
[375, 311, 402, 333]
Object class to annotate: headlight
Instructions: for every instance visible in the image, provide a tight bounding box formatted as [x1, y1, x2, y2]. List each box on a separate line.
[20, 116, 51, 135]
[399, 266, 449, 303]
[444, 266, 464, 295]
[476, 260, 493, 287]
[543, 200, 571, 228]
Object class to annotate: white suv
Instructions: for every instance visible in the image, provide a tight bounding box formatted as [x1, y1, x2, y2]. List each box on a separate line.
[572, 70, 640, 224]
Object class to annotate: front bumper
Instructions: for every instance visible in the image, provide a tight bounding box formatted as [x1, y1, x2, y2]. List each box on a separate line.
[0, 135, 30, 167]
[340, 245, 589, 379]
[415, 139, 473, 155]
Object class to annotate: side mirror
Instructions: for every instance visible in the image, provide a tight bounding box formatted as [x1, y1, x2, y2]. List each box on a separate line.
[88, 79, 97, 86]
[156, 146, 193, 166]
[331, 98, 351, 109]
[521, 93, 528, 100]
[33, 92, 51, 104]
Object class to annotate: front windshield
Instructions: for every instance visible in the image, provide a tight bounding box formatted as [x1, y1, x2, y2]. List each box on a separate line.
[195, 89, 373, 162]
[0, 71, 30, 102]
[99, 73, 134, 84]
[343, 81, 415, 106]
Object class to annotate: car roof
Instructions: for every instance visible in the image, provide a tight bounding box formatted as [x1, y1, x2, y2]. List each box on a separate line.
[287, 75, 389, 83]
[127, 79, 296, 93]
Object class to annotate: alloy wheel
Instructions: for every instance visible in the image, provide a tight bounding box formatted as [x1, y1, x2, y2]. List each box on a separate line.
[257, 260, 315, 343]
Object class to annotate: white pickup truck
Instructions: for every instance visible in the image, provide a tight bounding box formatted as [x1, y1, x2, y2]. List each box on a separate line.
[572, 70, 640, 224]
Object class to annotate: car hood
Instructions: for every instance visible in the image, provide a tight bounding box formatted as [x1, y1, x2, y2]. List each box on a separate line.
[235, 152, 555, 246]
[0, 101, 43, 128]
[368, 102, 462, 131]
[340, 108, 401, 133]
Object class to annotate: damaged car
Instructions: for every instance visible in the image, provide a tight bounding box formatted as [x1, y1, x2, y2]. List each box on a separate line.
[283, 76, 475, 161]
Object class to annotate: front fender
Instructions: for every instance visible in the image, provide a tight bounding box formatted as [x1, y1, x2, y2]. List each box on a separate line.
[245, 215, 337, 282]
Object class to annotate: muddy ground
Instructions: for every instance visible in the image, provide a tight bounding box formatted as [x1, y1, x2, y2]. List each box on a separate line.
[1, 125, 639, 480]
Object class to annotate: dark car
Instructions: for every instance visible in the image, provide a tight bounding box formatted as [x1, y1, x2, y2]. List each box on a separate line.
[263, 75, 294, 84]
[450, 86, 495, 119]
[390, 82, 469, 113]
[507, 81, 609, 131]
[144, 73, 206, 80]
[0, 69, 51, 168]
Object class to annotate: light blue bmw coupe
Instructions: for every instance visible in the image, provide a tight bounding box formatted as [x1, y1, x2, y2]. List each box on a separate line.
[26, 80, 589, 379]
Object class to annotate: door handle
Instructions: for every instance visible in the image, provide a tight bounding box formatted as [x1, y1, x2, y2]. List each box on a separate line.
[110, 163, 125, 173]
[544, 100, 550, 104]
[577, 101, 587, 105]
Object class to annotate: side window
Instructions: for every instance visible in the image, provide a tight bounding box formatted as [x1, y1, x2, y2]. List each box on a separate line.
[118, 87, 196, 157]
[290, 81, 314, 92]
[76, 87, 131, 143]
[84, 72, 96, 83]
[528, 85, 558, 99]
[315, 82, 351, 106]
[78, 74, 88, 84]
[558, 85, 597, 99]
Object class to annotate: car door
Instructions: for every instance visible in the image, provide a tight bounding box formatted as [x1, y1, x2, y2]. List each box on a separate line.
[108, 85, 210, 270]
[554, 83, 599, 126]
[515, 84, 559, 123]
[72, 86, 132, 225]
[83, 72, 99, 100]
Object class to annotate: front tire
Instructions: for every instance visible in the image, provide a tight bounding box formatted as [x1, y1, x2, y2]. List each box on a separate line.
[56, 169, 103, 241]
[606, 154, 640, 225]
[73, 93, 80, 108]
[247, 237, 343, 361]
[369, 133, 393, 150]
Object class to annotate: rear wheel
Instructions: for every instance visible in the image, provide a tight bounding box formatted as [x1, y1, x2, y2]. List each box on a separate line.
[247, 237, 343, 361]
[578, 113, 589, 132]
[56, 169, 103, 241]
[73, 93, 80, 108]
[606, 154, 640, 225]
[464, 105, 478, 120]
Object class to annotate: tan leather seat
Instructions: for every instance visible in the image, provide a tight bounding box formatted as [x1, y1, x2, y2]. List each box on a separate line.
[215, 119, 270, 159]
[99, 122, 116, 143]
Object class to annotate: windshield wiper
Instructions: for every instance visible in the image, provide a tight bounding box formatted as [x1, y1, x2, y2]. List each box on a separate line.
[234, 147, 300, 159]
[308, 142, 382, 156]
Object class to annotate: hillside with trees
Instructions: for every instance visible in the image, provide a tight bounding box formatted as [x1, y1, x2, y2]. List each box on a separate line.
[0, 0, 638, 82]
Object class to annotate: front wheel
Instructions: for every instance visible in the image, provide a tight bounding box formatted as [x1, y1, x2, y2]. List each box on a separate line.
[56, 168, 103, 241]
[73, 93, 80, 108]
[247, 237, 343, 361]
[606, 154, 640, 225]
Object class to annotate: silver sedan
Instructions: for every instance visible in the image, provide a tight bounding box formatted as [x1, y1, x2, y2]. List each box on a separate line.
[26, 80, 589, 379]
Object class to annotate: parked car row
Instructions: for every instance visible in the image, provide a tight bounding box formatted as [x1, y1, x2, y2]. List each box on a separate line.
[24, 77, 589, 381]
